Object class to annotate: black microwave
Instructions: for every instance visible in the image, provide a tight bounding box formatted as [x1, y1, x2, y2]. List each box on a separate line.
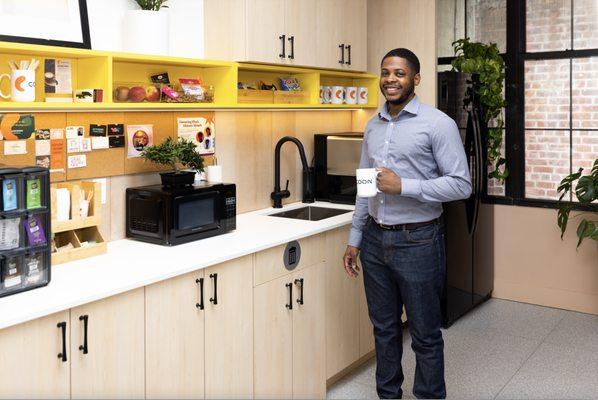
[126, 182, 236, 246]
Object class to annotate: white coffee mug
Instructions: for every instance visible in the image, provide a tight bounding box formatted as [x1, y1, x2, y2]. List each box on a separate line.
[331, 86, 345, 104]
[0, 69, 36, 102]
[323, 86, 332, 103]
[319, 86, 324, 104]
[345, 86, 357, 104]
[356, 168, 380, 197]
[357, 87, 368, 105]
[207, 165, 223, 183]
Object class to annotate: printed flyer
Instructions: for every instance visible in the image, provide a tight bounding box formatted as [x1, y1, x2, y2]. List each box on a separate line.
[127, 124, 153, 158]
[177, 117, 215, 155]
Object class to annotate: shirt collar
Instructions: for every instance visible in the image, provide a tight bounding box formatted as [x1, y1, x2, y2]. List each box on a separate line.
[378, 94, 420, 121]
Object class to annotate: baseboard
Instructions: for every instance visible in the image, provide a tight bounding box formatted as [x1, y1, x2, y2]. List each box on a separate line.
[326, 350, 376, 388]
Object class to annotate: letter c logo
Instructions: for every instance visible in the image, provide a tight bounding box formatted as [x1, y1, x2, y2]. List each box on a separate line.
[14, 75, 26, 92]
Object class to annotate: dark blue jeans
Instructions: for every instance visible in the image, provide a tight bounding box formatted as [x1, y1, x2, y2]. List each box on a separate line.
[360, 217, 446, 399]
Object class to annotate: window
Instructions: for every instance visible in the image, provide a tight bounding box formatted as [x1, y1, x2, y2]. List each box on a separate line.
[437, 0, 597, 209]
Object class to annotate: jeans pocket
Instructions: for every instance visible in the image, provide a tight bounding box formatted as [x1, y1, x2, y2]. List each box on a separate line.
[405, 224, 437, 244]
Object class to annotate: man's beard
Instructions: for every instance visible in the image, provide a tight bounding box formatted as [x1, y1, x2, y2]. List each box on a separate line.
[385, 84, 414, 105]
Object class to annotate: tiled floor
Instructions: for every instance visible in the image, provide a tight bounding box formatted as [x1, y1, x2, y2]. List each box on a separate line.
[327, 298, 598, 399]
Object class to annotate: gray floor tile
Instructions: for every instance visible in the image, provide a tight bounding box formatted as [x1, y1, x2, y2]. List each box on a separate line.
[449, 299, 566, 341]
[497, 341, 598, 400]
[326, 377, 379, 399]
[544, 311, 598, 351]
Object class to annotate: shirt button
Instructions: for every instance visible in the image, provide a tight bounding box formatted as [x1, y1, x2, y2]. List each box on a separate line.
[385, 141, 389, 144]
[380, 199, 384, 204]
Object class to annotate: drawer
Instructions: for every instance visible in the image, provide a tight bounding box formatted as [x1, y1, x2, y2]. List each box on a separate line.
[254, 233, 325, 286]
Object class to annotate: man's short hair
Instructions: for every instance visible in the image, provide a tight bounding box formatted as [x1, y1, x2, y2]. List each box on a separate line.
[381, 48, 420, 74]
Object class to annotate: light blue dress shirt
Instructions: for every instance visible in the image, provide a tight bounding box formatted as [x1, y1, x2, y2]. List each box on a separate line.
[348, 95, 473, 248]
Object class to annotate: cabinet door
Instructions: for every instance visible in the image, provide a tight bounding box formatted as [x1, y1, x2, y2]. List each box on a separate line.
[357, 270, 375, 357]
[204, 256, 253, 398]
[204, 0, 246, 61]
[284, 0, 317, 67]
[145, 271, 205, 399]
[70, 288, 145, 399]
[0, 311, 70, 399]
[254, 274, 293, 399]
[325, 226, 360, 379]
[342, 0, 367, 71]
[292, 262, 326, 399]
[316, 0, 345, 69]
[246, 0, 286, 63]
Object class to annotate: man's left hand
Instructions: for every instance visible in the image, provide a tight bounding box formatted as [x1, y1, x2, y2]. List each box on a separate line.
[376, 167, 402, 194]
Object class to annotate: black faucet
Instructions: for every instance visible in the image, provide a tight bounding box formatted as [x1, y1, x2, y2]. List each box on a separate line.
[271, 136, 315, 208]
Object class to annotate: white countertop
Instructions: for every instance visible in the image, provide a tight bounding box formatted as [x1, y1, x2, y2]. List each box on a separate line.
[0, 201, 354, 330]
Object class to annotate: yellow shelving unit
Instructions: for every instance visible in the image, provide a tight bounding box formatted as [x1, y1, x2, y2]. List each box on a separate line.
[0, 42, 378, 111]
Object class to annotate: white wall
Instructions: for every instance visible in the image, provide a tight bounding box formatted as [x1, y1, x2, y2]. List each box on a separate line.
[87, 0, 204, 57]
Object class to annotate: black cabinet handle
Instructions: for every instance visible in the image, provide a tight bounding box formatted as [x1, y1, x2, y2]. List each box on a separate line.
[339, 43, 345, 64]
[196, 278, 204, 310]
[57, 322, 67, 362]
[78, 315, 89, 354]
[285, 282, 293, 310]
[294, 278, 304, 305]
[288, 35, 295, 59]
[345, 44, 352, 65]
[279, 34, 286, 58]
[209, 273, 218, 305]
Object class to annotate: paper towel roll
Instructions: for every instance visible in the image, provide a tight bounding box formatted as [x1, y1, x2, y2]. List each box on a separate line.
[56, 188, 70, 222]
[207, 165, 223, 183]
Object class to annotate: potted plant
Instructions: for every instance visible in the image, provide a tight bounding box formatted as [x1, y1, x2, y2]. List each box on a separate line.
[451, 38, 508, 183]
[140, 137, 204, 187]
[557, 159, 598, 248]
[123, 0, 169, 55]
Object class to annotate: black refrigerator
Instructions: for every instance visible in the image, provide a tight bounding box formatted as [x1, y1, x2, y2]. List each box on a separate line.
[437, 71, 494, 328]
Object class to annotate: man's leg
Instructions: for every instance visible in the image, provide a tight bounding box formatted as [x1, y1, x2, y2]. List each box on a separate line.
[360, 220, 405, 399]
[391, 223, 446, 399]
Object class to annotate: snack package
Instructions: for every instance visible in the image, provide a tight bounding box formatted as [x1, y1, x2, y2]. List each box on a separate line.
[24, 215, 47, 247]
[279, 77, 301, 91]
[26, 178, 42, 209]
[161, 85, 180, 100]
[179, 78, 204, 98]
[0, 217, 20, 250]
[3, 256, 22, 289]
[25, 253, 43, 284]
[2, 178, 18, 211]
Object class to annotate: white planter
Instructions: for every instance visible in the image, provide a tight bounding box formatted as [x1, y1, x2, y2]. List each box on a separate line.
[123, 10, 169, 56]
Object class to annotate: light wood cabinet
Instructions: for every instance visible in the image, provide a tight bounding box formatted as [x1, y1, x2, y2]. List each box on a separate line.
[254, 241, 326, 399]
[204, 256, 254, 399]
[325, 226, 360, 379]
[284, 0, 317, 66]
[316, 0, 367, 71]
[245, 0, 286, 64]
[70, 288, 145, 399]
[145, 270, 205, 399]
[0, 311, 70, 399]
[358, 270, 375, 357]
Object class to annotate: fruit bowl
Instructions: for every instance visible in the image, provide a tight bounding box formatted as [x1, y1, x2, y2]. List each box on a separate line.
[113, 82, 162, 103]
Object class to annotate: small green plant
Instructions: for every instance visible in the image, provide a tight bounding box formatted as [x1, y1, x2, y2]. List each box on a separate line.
[141, 137, 204, 173]
[134, 0, 168, 11]
[557, 159, 598, 248]
[451, 38, 508, 182]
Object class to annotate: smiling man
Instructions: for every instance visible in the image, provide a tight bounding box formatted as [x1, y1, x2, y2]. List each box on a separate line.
[343, 48, 472, 399]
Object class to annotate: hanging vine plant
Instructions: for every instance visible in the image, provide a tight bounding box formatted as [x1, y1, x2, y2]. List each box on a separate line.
[451, 38, 508, 182]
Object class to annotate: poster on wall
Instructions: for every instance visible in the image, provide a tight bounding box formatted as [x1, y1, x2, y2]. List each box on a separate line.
[0, 0, 91, 49]
[127, 124, 153, 158]
[177, 117, 215, 155]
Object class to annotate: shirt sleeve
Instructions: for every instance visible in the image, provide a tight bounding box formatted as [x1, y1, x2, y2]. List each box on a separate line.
[348, 131, 371, 248]
[400, 115, 473, 202]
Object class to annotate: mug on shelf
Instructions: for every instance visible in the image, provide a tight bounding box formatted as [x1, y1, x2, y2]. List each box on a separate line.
[357, 87, 368, 104]
[0, 69, 36, 102]
[345, 86, 357, 104]
[331, 86, 345, 104]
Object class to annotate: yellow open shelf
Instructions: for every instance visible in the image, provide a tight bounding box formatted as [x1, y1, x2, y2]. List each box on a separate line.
[0, 42, 378, 111]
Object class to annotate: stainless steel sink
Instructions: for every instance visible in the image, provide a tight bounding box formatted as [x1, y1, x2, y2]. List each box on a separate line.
[268, 206, 351, 221]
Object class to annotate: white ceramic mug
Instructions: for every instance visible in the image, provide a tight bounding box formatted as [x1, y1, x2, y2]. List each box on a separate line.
[0, 69, 36, 102]
[356, 168, 380, 197]
[207, 165, 223, 183]
[345, 86, 357, 104]
[357, 87, 368, 105]
[331, 86, 345, 104]
[323, 86, 332, 103]
[319, 86, 324, 104]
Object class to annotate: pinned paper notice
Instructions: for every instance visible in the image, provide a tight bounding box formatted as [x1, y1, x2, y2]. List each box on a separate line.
[80, 138, 92, 152]
[35, 139, 51, 156]
[66, 126, 84, 139]
[50, 128, 65, 140]
[67, 154, 87, 169]
[91, 136, 109, 150]
[67, 138, 81, 153]
[3, 140, 27, 155]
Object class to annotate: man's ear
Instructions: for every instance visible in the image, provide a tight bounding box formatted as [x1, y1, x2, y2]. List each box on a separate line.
[414, 73, 421, 86]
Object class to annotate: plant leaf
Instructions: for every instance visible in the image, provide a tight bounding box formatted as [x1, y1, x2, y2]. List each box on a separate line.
[557, 205, 573, 239]
[576, 219, 596, 248]
[575, 175, 596, 204]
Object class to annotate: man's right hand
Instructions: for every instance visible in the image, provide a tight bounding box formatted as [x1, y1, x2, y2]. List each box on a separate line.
[343, 245, 360, 278]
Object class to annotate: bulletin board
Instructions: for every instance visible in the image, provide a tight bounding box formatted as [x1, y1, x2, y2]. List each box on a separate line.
[124, 112, 174, 175]
[65, 112, 126, 180]
[34, 113, 68, 182]
[0, 139, 35, 167]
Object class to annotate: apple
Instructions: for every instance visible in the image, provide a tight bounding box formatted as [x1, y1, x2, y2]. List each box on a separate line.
[128, 86, 146, 102]
[114, 86, 129, 102]
[145, 85, 160, 102]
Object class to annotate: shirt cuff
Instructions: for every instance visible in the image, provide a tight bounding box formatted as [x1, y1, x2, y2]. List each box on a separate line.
[400, 178, 422, 198]
[347, 227, 363, 248]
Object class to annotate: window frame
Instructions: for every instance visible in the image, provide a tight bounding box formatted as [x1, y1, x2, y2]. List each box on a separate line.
[438, 0, 598, 212]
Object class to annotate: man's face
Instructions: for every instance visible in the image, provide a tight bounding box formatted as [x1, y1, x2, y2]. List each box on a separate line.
[380, 56, 420, 104]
